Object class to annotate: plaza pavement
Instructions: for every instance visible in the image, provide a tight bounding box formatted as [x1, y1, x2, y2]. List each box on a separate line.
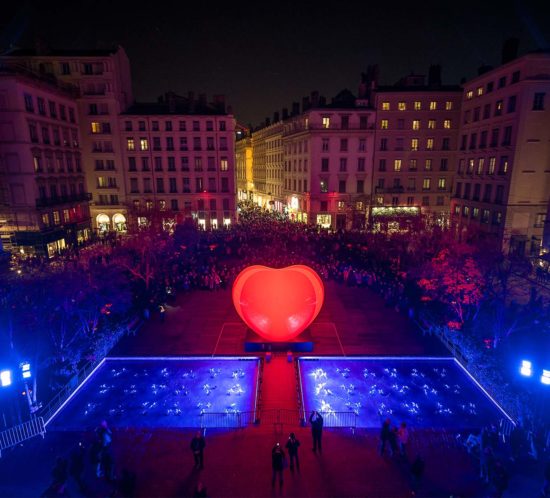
[0, 281, 544, 497]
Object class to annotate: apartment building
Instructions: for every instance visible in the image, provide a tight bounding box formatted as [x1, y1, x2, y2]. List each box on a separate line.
[451, 51, 550, 256]
[120, 93, 236, 230]
[235, 131, 253, 202]
[372, 68, 462, 230]
[0, 46, 134, 233]
[251, 119, 285, 212]
[0, 67, 91, 256]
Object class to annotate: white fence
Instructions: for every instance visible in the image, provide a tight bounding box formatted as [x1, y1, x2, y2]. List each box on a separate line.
[0, 417, 46, 457]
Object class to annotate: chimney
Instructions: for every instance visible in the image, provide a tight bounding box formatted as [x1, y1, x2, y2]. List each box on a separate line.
[501, 37, 519, 64]
[311, 90, 320, 107]
[319, 96, 327, 106]
[428, 64, 442, 87]
[265, 117, 271, 127]
[213, 94, 226, 113]
[291, 102, 300, 116]
[273, 111, 280, 123]
[166, 92, 176, 113]
[302, 96, 311, 112]
[282, 108, 289, 120]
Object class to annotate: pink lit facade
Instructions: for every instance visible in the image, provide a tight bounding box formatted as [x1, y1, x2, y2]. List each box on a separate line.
[451, 53, 550, 256]
[120, 101, 236, 230]
[1, 47, 134, 234]
[0, 69, 91, 256]
[372, 78, 462, 230]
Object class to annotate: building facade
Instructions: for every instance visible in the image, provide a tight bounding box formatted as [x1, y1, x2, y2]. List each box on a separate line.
[451, 52, 550, 256]
[120, 94, 236, 230]
[0, 47, 134, 234]
[235, 133, 253, 202]
[0, 68, 91, 256]
[371, 73, 462, 231]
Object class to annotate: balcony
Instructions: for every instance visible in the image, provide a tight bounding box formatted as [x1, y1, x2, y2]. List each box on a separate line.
[36, 192, 92, 207]
[375, 186, 404, 194]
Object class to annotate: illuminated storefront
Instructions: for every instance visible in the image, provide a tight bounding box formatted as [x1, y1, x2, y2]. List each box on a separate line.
[370, 206, 421, 232]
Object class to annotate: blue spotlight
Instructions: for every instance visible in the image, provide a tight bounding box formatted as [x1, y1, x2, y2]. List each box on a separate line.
[541, 369, 550, 386]
[520, 360, 533, 377]
[0, 370, 12, 387]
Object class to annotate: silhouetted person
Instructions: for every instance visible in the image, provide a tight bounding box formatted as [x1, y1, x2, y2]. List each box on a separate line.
[398, 422, 409, 458]
[410, 454, 425, 495]
[69, 442, 86, 492]
[285, 432, 301, 471]
[379, 418, 392, 456]
[271, 442, 285, 488]
[491, 459, 509, 497]
[309, 410, 323, 453]
[190, 430, 206, 469]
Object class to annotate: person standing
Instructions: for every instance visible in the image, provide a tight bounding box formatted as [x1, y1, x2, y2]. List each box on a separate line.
[271, 442, 286, 488]
[379, 418, 392, 457]
[410, 454, 425, 495]
[285, 432, 301, 471]
[190, 430, 206, 469]
[309, 410, 323, 453]
[398, 422, 409, 459]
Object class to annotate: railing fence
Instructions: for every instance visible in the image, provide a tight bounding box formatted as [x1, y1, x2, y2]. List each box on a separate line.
[0, 417, 46, 458]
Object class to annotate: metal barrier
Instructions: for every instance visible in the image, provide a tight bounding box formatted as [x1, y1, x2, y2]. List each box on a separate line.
[200, 411, 257, 429]
[0, 417, 46, 458]
[261, 409, 305, 427]
[319, 411, 358, 429]
[499, 417, 516, 443]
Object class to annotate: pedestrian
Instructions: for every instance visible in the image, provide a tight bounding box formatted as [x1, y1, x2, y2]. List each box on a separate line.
[285, 432, 301, 471]
[95, 420, 113, 478]
[398, 421, 409, 459]
[159, 304, 166, 323]
[480, 445, 494, 483]
[190, 430, 206, 469]
[309, 410, 323, 453]
[271, 442, 286, 488]
[410, 454, 425, 495]
[389, 425, 399, 457]
[379, 418, 392, 456]
[69, 442, 86, 492]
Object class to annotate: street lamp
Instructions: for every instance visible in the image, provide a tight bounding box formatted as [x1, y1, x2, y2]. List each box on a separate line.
[520, 360, 533, 377]
[0, 370, 12, 387]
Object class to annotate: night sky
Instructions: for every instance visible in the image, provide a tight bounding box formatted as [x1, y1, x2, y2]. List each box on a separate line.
[1, 0, 550, 125]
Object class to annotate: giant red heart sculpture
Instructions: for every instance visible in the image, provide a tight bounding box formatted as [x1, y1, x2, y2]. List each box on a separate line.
[232, 265, 324, 342]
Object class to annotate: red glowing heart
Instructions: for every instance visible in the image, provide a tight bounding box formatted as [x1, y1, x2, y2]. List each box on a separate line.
[232, 265, 324, 342]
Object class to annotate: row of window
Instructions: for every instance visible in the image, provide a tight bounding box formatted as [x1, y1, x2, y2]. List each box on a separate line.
[454, 182, 506, 204]
[379, 137, 451, 151]
[316, 179, 368, 194]
[124, 119, 227, 132]
[318, 157, 368, 173]
[375, 177, 447, 191]
[41, 207, 81, 227]
[126, 136, 229, 151]
[457, 156, 510, 175]
[28, 122, 79, 148]
[129, 177, 231, 194]
[453, 204, 503, 225]
[378, 158, 449, 172]
[33, 152, 82, 174]
[460, 126, 513, 150]
[463, 96, 516, 122]
[380, 100, 454, 111]
[127, 156, 229, 172]
[131, 198, 232, 212]
[38, 182, 85, 200]
[465, 71, 521, 99]
[23, 93, 76, 122]
[319, 138, 369, 153]
[375, 195, 445, 207]
[318, 200, 365, 212]
[380, 119, 452, 130]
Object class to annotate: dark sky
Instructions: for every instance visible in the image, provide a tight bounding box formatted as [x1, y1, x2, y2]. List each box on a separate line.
[2, 0, 550, 125]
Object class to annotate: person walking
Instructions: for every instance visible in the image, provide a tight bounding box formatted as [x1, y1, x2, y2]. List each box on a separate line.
[285, 432, 301, 471]
[309, 410, 323, 453]
[271, 442, 286, 488]
[190, 430, 206, 469]
[379, 418, 392, 456]
[398, 422, 409, 459]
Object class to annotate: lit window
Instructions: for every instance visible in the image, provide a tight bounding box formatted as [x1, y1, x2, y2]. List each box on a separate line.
[477, 86, 483, 96]
[411, 139, 418, 151]
[412, 120, 420, 130]
[380, 119, 388, 129]
[466, 90, 474, 99]
[126, 138, 135, 151]
[425, 159, 432, 171]
[140, 138, 149, 151]
[414, 101, 421, 110]
[398, 102, 406, 111]
[53, 211, 60, 224]
[438, 178, 446, 189]
[423, 178, 431, 190]
[394, 159, 402, 172]
[444, 120, 451, 129]
[426, 138, 434, 150]
[322, 117, 330, 129]
[91, 122, 101, 134]
[445, 101, 453, 110]
[42, 213, 49, 226]
[381, 102, 390, 110]
[429, 101, 437, 110]
[220, 158, 228, 171]
[477, 158, 485, 175]
[489, 157, 496, 174]
[428, 120, 436, 129]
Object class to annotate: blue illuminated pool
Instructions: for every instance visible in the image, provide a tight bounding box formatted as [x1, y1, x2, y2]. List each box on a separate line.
[48, 357, 260, 430]
[298, 357, 511, 429]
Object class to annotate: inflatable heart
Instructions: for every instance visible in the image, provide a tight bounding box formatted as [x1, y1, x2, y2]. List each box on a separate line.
[232, 265, 324, 342]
